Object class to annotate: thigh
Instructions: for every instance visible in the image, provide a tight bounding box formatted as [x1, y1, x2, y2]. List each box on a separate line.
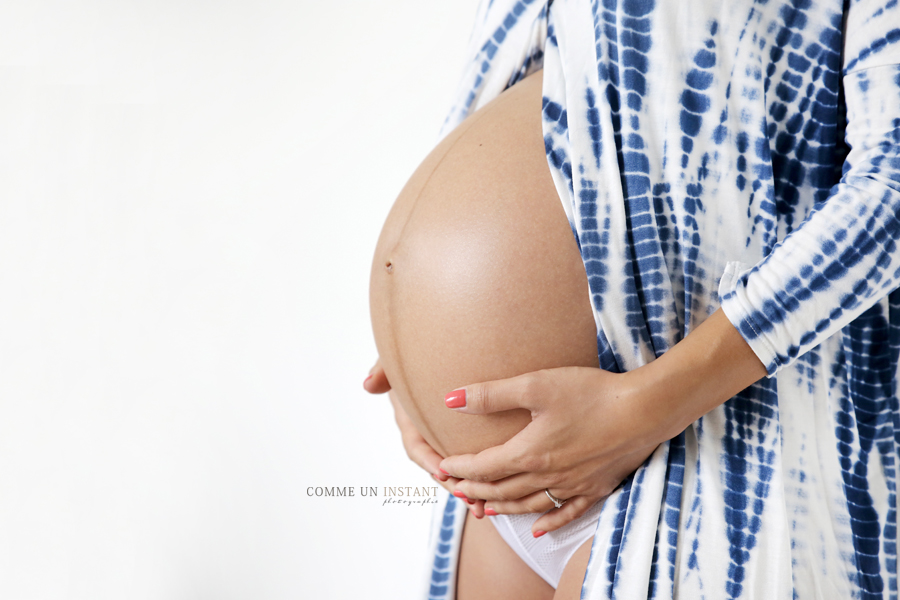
[552, 538, 593, 600]
[456, 512, 554, 600]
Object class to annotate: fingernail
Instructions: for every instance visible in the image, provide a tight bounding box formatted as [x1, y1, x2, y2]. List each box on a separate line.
[466, 498, 476, 505]
[452, 490, 468, 499]
[434, 472, 448, 481]
[439, 468, 450, 475]
[363, 375, 373, 387]
[484, 508, 498, 516]
[533, 530, 547, 538]
[445, 389, 466, 408]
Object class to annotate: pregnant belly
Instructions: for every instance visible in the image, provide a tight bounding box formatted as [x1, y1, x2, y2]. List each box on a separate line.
[369, 70, 599, 458]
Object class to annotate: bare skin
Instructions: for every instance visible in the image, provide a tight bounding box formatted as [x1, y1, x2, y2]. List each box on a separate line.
[367, 363, 604, 600]
[365, 68, 768, 597]
[440, 307, 768, 534]
[456, 511, 592, 600]
[367, 69, 600, 597]
[369, 69, 598, 462]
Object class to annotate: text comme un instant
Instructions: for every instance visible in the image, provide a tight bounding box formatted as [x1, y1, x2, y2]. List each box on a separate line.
[307, 486, 440, 497]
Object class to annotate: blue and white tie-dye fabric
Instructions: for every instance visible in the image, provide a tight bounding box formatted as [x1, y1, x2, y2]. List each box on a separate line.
[423, 0, 900, 598]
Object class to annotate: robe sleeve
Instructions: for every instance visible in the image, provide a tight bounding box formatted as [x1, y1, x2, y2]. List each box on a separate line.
[720, 3, 900, 376]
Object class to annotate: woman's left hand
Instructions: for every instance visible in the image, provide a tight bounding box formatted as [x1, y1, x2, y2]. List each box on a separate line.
[439, 366, 673, 534]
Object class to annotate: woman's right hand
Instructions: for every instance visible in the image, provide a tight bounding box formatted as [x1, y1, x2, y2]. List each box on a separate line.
[364, 359, 485, 518]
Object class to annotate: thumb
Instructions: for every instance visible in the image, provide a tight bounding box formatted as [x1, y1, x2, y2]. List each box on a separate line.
[364, 359, 392, 394]
[445, 372, 543, 415]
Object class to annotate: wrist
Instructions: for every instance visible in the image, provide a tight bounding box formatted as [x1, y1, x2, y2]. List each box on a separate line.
[625, 308, 768, 442]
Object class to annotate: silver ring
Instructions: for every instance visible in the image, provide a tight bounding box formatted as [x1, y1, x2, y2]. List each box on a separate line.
[545, 489, 566, 509]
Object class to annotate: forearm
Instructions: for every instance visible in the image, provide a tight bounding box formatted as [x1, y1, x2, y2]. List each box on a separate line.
[627, 308, 768, 443]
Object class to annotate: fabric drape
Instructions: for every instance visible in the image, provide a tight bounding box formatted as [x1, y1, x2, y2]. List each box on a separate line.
[424, 1, 900, 598]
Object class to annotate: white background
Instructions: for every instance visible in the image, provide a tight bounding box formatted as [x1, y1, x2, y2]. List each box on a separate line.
[0, 1, 480, 598]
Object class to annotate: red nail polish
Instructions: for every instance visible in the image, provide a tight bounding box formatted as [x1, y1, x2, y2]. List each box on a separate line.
[363, 375, 373, 388]
[533, 530, 547, 538]
[484, 508, 498, 516]
[439, 468, 450, 475]
[466, 498, 476, 505]
[445, 389, 466, 408]
[452, 490, 468, 499]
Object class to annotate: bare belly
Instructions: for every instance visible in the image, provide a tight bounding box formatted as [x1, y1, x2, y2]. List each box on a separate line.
[369, 70, 599, 458]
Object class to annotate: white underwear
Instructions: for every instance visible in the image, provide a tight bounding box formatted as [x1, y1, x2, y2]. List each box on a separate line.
[488, 499, 605, 588]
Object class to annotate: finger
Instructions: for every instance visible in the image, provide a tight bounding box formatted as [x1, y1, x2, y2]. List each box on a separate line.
[532, 495, 600, 534]
[447, 481, 477, 503]
[364, 359, 391, 394]
[481, 489, 554, 515]
[431, 473, 457, 495]
[463, 498, 485, 519]
[439, 435, 533, 482]
[444, 371, 546, 415]
[454, 471, 552, 503]
[404, 431, 450, 481]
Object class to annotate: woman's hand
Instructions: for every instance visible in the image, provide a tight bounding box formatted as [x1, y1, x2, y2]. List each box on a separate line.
[364, 359, 486, 518]
[439, 309, 768, 535]
[439, 366, 663, 533]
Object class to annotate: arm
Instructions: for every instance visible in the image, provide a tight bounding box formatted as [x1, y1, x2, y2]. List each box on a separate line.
[438, 309, 764, 534]
[721, 13, 900, 375]
[629, 309, 768, 444]
[444, 8, 900, 533]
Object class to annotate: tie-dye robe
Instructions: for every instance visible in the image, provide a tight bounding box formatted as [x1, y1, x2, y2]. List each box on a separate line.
[422, 0, 900, 598]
